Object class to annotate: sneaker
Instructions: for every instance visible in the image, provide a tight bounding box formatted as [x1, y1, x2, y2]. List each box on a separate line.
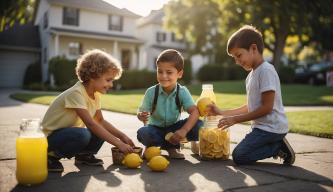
[75, 154, 104, 166]
[277, 138, 296, 165]
[167, 149, 185, 159]
[48, 156, 64, 172]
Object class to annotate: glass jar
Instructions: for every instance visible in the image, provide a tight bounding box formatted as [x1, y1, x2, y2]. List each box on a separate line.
[16, 118, 48, 186]
[198, 84, 217, 103]
[199, 116, 230, 160]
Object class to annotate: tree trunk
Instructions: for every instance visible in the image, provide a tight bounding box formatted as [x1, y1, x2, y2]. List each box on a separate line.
[272, 33, 287, 69]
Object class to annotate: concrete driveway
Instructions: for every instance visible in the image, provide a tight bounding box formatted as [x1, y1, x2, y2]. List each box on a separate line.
[0, 89, 332, 192]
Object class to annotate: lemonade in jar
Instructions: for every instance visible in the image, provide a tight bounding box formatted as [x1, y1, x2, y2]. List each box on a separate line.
[199, 116, 230, 160]
[16, 119, 48, 186]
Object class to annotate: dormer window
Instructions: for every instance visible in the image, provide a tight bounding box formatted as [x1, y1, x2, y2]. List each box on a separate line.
[109, 15, 123, 31]
[43, 11, 48, 29]
[63, 7, 79, 26]
[156, 32, 166, 42]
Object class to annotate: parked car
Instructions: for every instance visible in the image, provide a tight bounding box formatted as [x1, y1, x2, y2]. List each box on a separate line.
[294, 63, 333, 85]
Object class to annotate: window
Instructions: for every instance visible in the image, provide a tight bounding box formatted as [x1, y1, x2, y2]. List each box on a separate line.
[171, 32, 183, 43]
[156, 32, 166, 42]
[43, 12, 48, 29]
[109, 15, 123, 31]
[68, 42, 82, 56]
[63, 7, 79, 26]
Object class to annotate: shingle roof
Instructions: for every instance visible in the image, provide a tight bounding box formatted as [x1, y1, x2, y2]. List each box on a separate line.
[0, 22, 40, 48]
[137, 9, 164, 27]
[48, 0, 140, 18]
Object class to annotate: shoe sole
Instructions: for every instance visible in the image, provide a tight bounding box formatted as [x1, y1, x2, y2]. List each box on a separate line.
[48, 168, 64, 172]
[282, 138, 296, 165]
[75, 160, 104, 166]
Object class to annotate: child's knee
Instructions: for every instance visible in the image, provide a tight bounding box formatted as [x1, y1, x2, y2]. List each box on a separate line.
[232, 150, 250, 165]
[74, 129, 91, 146]
[137, 127, 153, 145]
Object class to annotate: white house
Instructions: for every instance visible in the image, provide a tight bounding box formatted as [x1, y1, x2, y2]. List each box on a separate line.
[34, 0, 144, 83]
[0, 0, 207, 88]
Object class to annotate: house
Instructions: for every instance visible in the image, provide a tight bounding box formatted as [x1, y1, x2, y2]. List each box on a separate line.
[0, 23, 41, 88]
[34, 0, 144, 83]
[0, 0, 207, 88]
[137, 9, 207, 73]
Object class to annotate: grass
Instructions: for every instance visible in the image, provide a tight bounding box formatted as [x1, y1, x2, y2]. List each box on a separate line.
[286, 110, 333, 139]
[10, 80, 333, 138]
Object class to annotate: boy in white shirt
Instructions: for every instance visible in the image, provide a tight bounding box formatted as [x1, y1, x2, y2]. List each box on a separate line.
[207, 25, 295, 165]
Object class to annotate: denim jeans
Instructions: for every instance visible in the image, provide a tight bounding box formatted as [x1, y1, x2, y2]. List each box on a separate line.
[137, 118, 203, 150]
[47, 127, 104, 159]
[232, 128, 286, 165]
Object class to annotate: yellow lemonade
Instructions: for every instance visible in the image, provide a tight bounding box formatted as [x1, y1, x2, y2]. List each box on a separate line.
[16, 137, 48, 185]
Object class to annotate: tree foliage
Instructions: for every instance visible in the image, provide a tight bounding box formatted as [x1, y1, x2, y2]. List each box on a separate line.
[164, 0, 333, 68]
[0, 0, 37, 32]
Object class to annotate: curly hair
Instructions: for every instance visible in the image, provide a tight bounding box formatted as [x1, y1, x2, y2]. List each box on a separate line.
[76, 49, 122, 83]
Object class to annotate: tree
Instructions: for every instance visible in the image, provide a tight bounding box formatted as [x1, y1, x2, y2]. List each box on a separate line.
[165, 0, 333, 69]
[0, 0, 37, 32]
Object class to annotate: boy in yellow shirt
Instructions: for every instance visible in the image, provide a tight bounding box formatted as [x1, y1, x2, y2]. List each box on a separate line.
[42, 49, 134, 172]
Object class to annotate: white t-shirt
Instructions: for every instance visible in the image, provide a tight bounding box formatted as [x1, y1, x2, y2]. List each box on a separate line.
[246, 61, 288, 134]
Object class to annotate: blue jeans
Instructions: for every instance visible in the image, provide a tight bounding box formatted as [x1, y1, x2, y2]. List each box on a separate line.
[47, 127, 104, 159]
[232, 128, 286, 165]
[137, 118, 203, 149]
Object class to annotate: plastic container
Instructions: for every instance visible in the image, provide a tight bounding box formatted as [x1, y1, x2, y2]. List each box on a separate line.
[16, 119, 48, 186]
[111, 147, 143, 165]
[199, 116, 230, 160]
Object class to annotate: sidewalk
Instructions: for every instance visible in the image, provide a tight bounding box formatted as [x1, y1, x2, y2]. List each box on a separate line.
[0, 90, 332, 192]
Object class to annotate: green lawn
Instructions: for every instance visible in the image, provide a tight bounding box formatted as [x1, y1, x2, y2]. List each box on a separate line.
[10, 81, 333, 138]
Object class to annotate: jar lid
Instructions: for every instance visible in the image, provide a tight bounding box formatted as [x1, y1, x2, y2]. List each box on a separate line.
[202, 84, 213, 90]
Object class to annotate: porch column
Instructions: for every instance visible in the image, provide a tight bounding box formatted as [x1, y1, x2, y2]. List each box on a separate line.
[131, 46, 137, 69]
[112, 41, 119, 60]
[54, 34, 59, 56]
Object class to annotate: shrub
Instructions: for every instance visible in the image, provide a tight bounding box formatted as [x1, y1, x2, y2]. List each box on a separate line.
[278, 65, 295, 84]
[23, 61, 42, 86]
[49, 56, 77, 87]
[182, 59, 192, 84]
[117, 70, 156, 89]
[197, 64, 246, 82]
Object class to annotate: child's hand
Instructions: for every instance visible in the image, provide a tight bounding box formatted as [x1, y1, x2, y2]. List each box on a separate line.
[218, 116, 236, 130]
[205, 104, 221, 116]
[168, 129, 187, 145]
[118, 143, 134, 154]
[137, 111, 150, 124]
[121, 135, 135, 147]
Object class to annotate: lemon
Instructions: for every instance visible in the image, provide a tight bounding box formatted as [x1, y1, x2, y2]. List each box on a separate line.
[144, 146, 161, 161]
[207, 130, 218, 143]
[197, 97, 213, 116]
[122, 153, 143, 168]
[165, 132, 174, 141]
[147, 155, 170, 171]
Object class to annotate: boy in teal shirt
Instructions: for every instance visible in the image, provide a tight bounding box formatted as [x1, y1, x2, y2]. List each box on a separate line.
[137, 49, 203, 159]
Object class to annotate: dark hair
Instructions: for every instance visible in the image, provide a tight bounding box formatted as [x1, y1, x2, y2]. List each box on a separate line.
[227, 25, 264, 55]
[156, 49, 184, 71]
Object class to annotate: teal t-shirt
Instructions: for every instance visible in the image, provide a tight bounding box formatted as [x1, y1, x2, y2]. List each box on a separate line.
[139, 83, 195, 128]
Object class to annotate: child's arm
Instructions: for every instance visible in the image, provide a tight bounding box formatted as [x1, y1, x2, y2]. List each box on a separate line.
[94, 110, 135, 147]
[207, 104, 248, 116]
[219, 91, 275, 129]
[168, 105, 199, 145]
[74, 108, 134, 153]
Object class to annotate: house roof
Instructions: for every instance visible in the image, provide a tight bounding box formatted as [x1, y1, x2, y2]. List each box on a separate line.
[49, 27, 144, 44]
[48, 0, 140, 18]
[137, 9, 164, 27]
[0, 22, 40, 50]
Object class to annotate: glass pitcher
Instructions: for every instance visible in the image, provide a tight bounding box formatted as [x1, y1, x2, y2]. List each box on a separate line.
[16, 118, 48, 186]
[199, 116, 230, 160]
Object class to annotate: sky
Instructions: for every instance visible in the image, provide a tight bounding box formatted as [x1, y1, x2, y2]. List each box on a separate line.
[104, 0, 172, 17]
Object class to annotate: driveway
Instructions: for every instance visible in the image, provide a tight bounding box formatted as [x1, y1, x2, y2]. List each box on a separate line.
[0, 89, 332, 192]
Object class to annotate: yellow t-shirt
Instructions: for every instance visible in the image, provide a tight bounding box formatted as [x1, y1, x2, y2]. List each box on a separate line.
[42, 81, 101, 136]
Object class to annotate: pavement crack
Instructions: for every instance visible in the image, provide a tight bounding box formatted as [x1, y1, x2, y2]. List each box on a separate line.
[224, 179, 296, 192]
